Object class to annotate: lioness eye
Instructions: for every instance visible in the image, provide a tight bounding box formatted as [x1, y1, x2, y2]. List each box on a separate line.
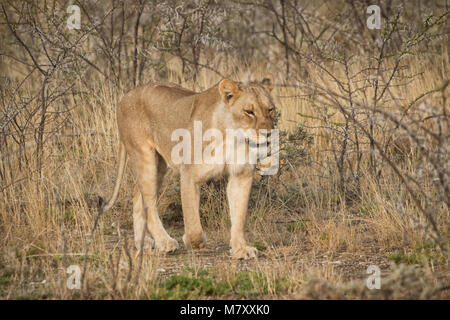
[244, 110, 255, 116]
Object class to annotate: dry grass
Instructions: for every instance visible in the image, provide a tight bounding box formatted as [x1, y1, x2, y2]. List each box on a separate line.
[1, 38, 449, 300]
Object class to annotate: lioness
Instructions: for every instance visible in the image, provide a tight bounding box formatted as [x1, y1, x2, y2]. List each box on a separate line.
[101, 79, 276, 259]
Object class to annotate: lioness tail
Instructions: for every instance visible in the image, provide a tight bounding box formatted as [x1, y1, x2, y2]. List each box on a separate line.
[99, 142, 127, 214]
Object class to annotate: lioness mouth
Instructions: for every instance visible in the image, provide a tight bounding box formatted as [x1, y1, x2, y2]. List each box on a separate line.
[247, 137, 272, 161]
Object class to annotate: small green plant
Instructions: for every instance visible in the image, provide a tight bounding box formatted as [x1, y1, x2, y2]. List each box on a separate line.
[64, 207, 77, 225]
[150, 274, 231, 299]
[387, 239, 447, 266]
[253, 240, 267, 251]
[230, 272, 288, 298]
[149, 270, 288, 299]
[387, 251, 422, 265]
[278, 124, 313, 172]
[287, 221, 309, 233]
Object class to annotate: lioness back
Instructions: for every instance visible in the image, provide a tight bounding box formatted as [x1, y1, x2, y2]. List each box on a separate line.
[117, 82, 225, 167]
[117, 83, 197, 158]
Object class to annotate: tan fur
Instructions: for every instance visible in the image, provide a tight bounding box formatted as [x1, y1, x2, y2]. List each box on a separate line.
[101, 79, 275, 259]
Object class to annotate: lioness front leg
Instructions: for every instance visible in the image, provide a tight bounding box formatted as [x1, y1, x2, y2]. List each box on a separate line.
[180, 169, 207, 249]
[227, 171, 257, 259]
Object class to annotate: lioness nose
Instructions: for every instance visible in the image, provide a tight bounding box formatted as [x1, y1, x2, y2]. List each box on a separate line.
[263, 119, 273, 130]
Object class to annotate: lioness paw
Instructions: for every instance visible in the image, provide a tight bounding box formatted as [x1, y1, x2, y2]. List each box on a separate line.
[135, 236, 155, 251]
[155, 237, 179, 253]
[230, 246, 258, 260]
[183, 232, 207, 250]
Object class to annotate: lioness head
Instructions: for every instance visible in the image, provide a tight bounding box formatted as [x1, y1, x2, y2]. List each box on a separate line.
[218, 78, 276, 141]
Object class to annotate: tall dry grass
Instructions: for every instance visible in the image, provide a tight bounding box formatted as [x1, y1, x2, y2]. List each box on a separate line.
[0, 0, 448, 299]
[0, 49, 448, 299]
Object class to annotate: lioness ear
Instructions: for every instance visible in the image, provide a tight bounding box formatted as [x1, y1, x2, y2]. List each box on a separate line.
[261, 77, 274, 93]
[219, 79, 239, 104]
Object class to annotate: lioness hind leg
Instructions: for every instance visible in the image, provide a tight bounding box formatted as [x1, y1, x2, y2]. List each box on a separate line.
[130, 147, 178, 253]
[132, 192, 154, 250]
[133, 155, 168, 250]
